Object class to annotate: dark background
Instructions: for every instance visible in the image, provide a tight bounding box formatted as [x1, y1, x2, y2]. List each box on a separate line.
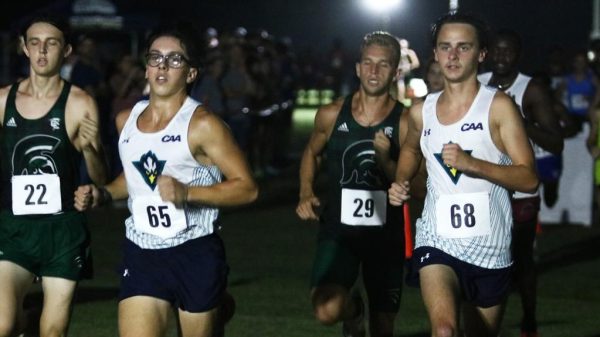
[0, 0, 594, 74]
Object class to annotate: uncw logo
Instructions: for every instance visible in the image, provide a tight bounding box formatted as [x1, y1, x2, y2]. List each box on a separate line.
[133, 151, 166, 191]
[434, 143, 472, 185]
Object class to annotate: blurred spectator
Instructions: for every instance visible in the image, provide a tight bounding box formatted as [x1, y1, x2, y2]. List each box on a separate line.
[221, 41, 255, 152]
[106, 53, 145, 177]
[190, 53, 226, 116]
[395, 38, 420, 103]
[68, 35, 104, 97]
[325, 37, 350, 98]
[557, 50, 600, 131]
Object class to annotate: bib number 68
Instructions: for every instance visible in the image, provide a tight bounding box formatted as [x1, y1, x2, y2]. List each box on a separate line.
[450, 203, 476, 228]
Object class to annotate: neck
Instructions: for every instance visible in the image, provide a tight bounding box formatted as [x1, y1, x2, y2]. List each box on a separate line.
[353, 90, 393, 126]
[490, 71, 518, 90]
[25, 74, 63, 99]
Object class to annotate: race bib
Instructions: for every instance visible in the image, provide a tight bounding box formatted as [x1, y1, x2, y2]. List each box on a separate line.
[340, 188, 386, 226]
[12, 174, 62, 215]
[132, 195, 187, 239]
[435, 192, 491, 238]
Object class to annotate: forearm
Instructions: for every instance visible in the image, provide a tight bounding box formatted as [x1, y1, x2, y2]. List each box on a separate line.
[186, 178, 258, 207]
[395, 149, 421, 183]
[299, 149, 320, 198]
[82, 144, 108, 186]
[103, 174, 129, 202]
[379, 156, 397, 182]
[466, 158, 539, 193]
[525, 123, 563, 155]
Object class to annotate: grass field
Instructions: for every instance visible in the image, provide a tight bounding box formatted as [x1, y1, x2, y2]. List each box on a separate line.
[19, 108, 600, 336]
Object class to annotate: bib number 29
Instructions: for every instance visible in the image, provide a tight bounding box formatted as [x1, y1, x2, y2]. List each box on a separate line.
[450, 203, 476, 228]
[146, 205, 171, 227]
[353, 198, 374, 218]
[341, 188, 386, 226]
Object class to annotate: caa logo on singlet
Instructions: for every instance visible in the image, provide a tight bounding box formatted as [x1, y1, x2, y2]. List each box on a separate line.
[460, 122, 483, 131]
[161, 135, 181, 142]
[132, 151, 166, 191]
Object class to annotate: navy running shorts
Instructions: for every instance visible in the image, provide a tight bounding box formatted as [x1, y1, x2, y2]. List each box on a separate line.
[118, 234, 229, 312]
[407, 246, 511, 308]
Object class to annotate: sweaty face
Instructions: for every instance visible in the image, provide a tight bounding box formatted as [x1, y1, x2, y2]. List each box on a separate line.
[490, 38, 519, 76]
[23, 22, 69, 77]
[145, 36, 195, 97]
[434, 23, 485, 84]
[356, 44, 397, 96]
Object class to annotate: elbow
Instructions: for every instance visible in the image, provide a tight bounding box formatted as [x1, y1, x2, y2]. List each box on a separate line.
[248, 184, 259, 203]
[523, 175, 540, 194]
[242, 182, 259, 204]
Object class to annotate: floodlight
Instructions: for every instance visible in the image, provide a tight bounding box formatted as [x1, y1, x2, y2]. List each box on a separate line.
[361, 0, 401, 13]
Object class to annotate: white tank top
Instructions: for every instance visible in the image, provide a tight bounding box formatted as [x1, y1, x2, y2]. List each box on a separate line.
[416, 85, 513, 268]
[479, 72, 541, 199]
[119, 97, 221, 249]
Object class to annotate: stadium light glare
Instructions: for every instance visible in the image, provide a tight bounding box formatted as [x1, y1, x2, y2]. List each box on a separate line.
[361, 0, 401, 13]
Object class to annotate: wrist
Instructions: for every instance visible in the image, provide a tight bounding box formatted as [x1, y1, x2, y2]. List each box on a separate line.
[98, 186, 112, 205]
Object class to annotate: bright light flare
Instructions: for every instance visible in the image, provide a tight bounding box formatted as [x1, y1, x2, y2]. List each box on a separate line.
[361, 0, 401, 13]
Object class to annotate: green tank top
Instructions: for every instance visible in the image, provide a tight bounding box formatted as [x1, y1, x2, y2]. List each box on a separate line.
[322, 95, 404, 231]
[0, 81, 81, 214]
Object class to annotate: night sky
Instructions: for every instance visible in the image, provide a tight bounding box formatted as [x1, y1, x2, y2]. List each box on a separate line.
[1, 0, 593, 74]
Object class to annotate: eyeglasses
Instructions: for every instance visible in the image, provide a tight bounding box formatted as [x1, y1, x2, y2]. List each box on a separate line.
[145, 52, 189, 68]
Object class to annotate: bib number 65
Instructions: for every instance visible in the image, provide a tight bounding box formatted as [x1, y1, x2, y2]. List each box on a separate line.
[147, 205, 171, 227]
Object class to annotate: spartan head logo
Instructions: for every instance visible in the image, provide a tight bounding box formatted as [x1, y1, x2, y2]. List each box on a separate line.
[12, 135, 61, 175]
[340, 140, 381, 187]
[132, 151, 166, 191]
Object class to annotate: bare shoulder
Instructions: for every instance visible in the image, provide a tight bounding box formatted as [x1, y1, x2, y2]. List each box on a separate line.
[0, 83, 12, 116]
[190, 105, 219, 125]
[189, 105, 228, 137]
[66, 84, 97, 112]
[490, 90, 521, 125]
[524, 79, 547, 98]
[68, 84, 93, 103]
[115, 107, 133, 133]
[491, 90, 518, 113]
[0, 83, 12, 101]
[407, 99, 424, 123]
[314, 97, 344, 131]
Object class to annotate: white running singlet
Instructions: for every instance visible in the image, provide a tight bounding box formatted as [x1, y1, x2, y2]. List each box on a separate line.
[119, 97, 222, 249]
[416, 85, 513, 268]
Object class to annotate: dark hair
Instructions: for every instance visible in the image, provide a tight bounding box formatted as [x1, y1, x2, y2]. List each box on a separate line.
[492, 29, 522, 54]
[430, 12, 489, 50]
[360, 31, 401, 69]
[20, 13, 71, 45]
[145, 21, 204, 68]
